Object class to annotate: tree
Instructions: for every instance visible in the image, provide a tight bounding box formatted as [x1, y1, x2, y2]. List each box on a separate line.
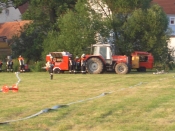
[11, 23, 44, 62]
[2, 0, 171, 64]
[6, 0, 77, 61]
[91, 0, 170, 63]
[122, 4, 170, 59]
[22, 0, 77, 25]
[42, 0, 104, 57]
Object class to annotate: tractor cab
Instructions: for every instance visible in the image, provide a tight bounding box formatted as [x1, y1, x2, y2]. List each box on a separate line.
[92, 44, 115, 65]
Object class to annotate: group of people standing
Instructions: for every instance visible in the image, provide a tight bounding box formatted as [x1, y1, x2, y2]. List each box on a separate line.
[0, 56, 13, 72]
[0, 55, 25, 72]
[46, 53, 86, 80]
[68, 54, 86, 74]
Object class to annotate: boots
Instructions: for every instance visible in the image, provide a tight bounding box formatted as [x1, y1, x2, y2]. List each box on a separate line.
[50, 73, 53, 80]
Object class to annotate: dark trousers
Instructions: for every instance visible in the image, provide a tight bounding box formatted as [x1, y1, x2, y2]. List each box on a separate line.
[49, 67, 53, 79]
[49, 67, 53, 73]
[81, 65, 86, 74]
[69, 65, 73, 71]
[7, 65, 13, 72]
[0, 64, 2, 71]
[20, 65, 25, 71]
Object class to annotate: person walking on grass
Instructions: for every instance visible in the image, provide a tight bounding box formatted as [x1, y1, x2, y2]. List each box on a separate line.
[7, 58, 13, 72]
[18, 55, 25, 72]
[46, 58, 55, 80]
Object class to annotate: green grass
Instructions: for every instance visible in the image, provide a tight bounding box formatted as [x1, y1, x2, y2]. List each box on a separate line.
[1, 71, 175, 131]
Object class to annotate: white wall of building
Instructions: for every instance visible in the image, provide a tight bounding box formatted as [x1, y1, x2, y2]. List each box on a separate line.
[168, 37, 175, 48]
[167, 14, 175, 60]
[168, 37, 175, 60]
[0, 7, 21, 23]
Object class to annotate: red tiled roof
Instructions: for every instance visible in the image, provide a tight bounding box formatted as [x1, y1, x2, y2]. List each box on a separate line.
[0, 20, 31, 39]
[152, 0, 175, 14]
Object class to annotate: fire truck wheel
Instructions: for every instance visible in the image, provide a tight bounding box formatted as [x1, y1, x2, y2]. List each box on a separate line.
[87, 57, 103, 74]
[115, 63, 128, 74]
[54, 68, 61, 74]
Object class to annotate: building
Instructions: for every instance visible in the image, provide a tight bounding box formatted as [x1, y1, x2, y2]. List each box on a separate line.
[0, 1, 29, 57]
[0, 1, 28, 23]
[152, 0, 175, 59]
[0, 20, 31, 57]
[0, 36, 11, 57]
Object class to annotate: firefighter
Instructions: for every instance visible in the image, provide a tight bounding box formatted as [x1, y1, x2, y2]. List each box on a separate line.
[81, 54, 86, 74]
[69, 57, 73, 74]
[0, 60, 3, 72]
[18, 55, 25, 72]
[74, 56, 81, 74]
[6, 58, 13, 72]
[46, 59, 55, 80]
[74, 56, 80, 74]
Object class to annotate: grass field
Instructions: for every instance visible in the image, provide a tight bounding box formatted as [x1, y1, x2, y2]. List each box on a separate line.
[1, 70, 175, 131]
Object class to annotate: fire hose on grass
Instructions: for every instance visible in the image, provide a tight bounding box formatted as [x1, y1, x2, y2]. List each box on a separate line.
[0, 81, 147, 124]
[0, 72, 20, 93]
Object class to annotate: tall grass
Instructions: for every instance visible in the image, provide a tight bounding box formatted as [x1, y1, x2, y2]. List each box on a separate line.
[0, 71, 175, 131]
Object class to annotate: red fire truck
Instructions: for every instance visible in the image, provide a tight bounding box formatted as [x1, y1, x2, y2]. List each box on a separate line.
[45, 52, 74, 73]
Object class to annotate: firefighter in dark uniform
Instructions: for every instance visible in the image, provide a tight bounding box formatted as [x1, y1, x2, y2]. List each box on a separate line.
[7, 59, 13, 72]
[81, 54, 86, 74]
[69, 57, 73, 74]
[46, 59, 55, 80]
[74, 56, 80, 74]
[18, 55, 25, 72]
[0, 60, 3, 72]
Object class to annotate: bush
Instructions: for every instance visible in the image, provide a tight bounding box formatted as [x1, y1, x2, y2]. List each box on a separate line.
[30, 61, 46, 72]
[13, 59, 20, 72]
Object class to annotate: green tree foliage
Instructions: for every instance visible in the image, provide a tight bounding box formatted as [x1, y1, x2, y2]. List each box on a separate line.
[1, 0, 171, 64]
[103, 0, 152, 14]
[122, 4, 170, 59]
[42, 0, 104, 58]
[98, 0, 170, 63]
[22, 0, 77, 25]
[8, 0, 77, 61]
[1, 0, 28, 7]
[11, 23, 44, 62]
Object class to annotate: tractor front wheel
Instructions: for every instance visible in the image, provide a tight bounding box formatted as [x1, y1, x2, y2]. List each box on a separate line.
[87, 57, 103, 74]
[115, 63, 128, 74]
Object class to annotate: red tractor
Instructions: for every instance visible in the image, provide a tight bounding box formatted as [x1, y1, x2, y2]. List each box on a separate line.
[82, 44, 130, 74]
[80, 43, 154, 74]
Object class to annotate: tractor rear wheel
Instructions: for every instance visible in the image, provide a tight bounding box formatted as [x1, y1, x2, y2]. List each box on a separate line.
[87, 57, 103, 74]
[115, 63, 128, 74]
